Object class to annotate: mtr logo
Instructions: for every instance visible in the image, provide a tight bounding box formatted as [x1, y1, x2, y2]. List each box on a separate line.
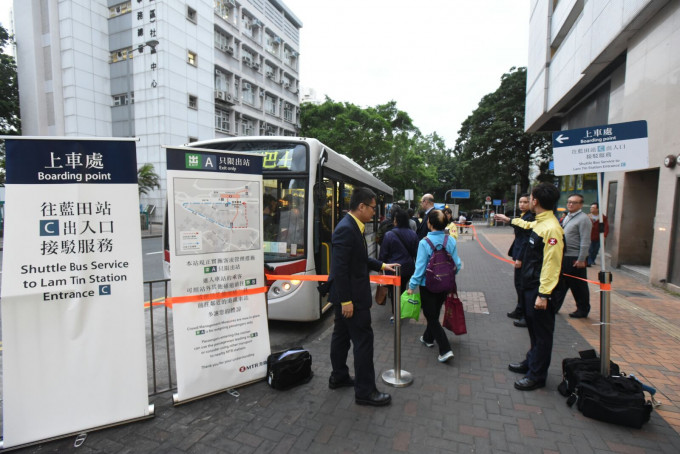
[239, 361, 266, 373]
[185, 153, 217, 170]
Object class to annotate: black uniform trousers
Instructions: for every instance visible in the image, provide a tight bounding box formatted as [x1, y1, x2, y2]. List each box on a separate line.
[520, 287, 556, 383]
[513, 267, 524, 316]
[552, 256, 590, 315]
[419, 286, 452, 355]
[330, 307, 375, 398]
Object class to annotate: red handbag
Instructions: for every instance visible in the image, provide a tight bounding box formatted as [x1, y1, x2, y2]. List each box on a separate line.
[443, 293, 466, 335]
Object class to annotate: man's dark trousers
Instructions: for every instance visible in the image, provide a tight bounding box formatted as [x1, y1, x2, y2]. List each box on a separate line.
[553, 256, 590, 315]
[512, 267, 524, 316]
[330, 307, 375, 398]
[522, 287, 556, 383]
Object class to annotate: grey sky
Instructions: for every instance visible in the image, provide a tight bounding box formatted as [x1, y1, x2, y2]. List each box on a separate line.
[283, 0, 530, 148]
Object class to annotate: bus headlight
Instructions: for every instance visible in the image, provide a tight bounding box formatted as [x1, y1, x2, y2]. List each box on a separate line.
[268, 280, 302, 300]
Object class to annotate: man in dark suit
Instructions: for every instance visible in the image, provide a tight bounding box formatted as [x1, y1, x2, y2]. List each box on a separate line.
[416, 193, 435, 240]
[328, 187, 397, 406]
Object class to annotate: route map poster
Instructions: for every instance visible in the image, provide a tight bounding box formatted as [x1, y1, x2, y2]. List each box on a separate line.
[0, 138, 150, 449]
[165, 146, 270, 403]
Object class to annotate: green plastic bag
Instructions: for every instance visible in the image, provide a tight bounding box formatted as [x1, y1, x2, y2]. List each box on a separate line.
[400, 291, 421, 321]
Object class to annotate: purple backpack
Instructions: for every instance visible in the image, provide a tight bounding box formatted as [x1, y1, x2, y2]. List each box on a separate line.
[424, 236, 457, 293]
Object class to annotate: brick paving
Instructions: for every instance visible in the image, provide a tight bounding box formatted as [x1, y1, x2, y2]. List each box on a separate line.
[8, 225, 680, 453]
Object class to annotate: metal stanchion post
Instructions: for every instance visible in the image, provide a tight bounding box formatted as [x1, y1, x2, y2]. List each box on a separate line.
[382, 265, 413, 387]
[599, 270, 612, 376]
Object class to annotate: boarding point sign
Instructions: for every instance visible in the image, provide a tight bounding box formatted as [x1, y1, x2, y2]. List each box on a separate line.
[551, 120, 648, 175]
[1, 138, 150, 449]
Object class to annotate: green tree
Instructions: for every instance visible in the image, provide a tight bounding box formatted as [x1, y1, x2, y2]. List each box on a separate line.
[300, 98, 452, 202]
[0, 24, 21, 184]
[137, 163, 160, 195]
[454, 67, 552, 208]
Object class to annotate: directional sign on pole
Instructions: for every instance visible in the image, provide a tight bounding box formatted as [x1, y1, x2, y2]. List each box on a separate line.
[448, 189, 470, 199]
[552, 120, 648, 176]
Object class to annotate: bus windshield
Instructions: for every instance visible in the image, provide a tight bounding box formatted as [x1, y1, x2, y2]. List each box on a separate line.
[263, 177, 306, 261]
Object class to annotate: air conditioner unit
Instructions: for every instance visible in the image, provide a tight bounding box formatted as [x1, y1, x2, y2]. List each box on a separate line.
[243, 83, 251, 90]
[226, 46, 234, 54]
[283, 82, 290, 88]
[226, 93, 233, 102]
[266, 71, 274, 78]
[259, 89, 265, 97]
[252, 62, 260, 70]
[242, 56, 252, 64]
[215, 69, 222, 75]
[273, 37, 282, 44]
[215, 90, 226, 100]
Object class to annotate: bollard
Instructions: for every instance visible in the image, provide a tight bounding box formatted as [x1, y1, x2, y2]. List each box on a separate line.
[382, 264, 414, 387]
[599, 270, 612, 376]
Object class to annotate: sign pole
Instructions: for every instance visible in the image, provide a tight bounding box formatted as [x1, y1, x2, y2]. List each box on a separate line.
[597, 172, 612, 376]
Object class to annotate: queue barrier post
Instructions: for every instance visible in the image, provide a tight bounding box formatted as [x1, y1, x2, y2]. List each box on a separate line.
[381, 264, 414, 387]
[599, 271, 612, 376]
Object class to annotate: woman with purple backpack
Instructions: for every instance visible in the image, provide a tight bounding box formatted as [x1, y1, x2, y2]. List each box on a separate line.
[407, 209, 462, 363]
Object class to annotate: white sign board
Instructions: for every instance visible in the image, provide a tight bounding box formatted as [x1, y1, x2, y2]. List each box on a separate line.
[165, 147, 270, 403]
[1, 138, 150, 448]
[404, 189, 414, 201]
[552, 120, 648, 175]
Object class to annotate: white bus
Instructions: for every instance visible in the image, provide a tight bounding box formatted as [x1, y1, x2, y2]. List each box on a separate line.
[163, 137, 393, 321]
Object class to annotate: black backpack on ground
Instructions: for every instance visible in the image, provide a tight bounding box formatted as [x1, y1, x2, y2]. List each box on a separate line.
[557, 349, 620, 397]
[266, 347, 313, 390]
[574, 371, 652, 429]
[559, 349, 652, 429]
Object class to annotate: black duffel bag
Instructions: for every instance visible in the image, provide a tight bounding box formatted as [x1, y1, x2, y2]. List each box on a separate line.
[575, 371, 653, 429]
[266, 347, 313, 390]
[558, 349, 620, 397]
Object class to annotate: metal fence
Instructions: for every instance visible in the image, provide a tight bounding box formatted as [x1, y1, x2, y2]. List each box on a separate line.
[143, 278, 176, 396]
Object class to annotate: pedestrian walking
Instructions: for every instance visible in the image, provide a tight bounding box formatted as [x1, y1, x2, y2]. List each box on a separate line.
[408, 209, 462, 363]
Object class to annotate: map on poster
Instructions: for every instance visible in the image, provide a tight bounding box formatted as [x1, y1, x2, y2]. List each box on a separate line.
[172, 178, 260, 255]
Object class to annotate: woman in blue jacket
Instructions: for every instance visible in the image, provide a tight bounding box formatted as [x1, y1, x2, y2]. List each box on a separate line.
[407, 209, 462, 363]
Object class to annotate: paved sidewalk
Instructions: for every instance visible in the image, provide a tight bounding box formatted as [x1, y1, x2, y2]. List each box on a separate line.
[11, 226, 680, 453]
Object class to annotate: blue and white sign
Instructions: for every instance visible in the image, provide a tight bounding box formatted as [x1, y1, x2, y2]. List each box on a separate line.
[552, 120, 648, 176]
[448, 189, 471, 199]
[1, 138, 150, 448]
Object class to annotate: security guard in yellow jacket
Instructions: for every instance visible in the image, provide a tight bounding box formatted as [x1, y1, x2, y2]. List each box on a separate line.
[495, 183, 564, 391]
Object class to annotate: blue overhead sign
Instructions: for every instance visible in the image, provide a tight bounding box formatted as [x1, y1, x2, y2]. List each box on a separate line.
[448, 189, 470, 199]
[551, 120, 648, 176]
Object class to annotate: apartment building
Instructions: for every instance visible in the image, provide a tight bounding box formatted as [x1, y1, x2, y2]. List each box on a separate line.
[13, 0, 302, 215]
[525, 0, 680, 289]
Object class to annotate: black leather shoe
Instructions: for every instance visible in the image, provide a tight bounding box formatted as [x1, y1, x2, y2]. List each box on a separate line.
[328, 376, 355, 390]
[569, 311, 588, 319]
[508, 362, 529, 374]
[506, 309, 522, 320]
[513, 318, 527, 328]
[355, 390, 391, 406]
[514, 377, 545, 391]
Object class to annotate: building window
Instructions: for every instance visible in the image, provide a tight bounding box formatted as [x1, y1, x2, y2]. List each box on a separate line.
[215, 69, 228, 92]
[112, 93, 133, 106]
[215, 109, 230, 132]
[242, 82, 255, 105]
[283, 103, 293, 122]
[241, 118, 254, 136]
[109, 1, 131, 18]
[188, 95, 198, 110]
[215, 30, 234, 54]
[111, 47, 133, 63]
[187, 50, 197, 66]
[187, 6, 197, 23]
[215, 0, 234, 23]
[265, 95, 276, 115]
[266, 34, 281, 56]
